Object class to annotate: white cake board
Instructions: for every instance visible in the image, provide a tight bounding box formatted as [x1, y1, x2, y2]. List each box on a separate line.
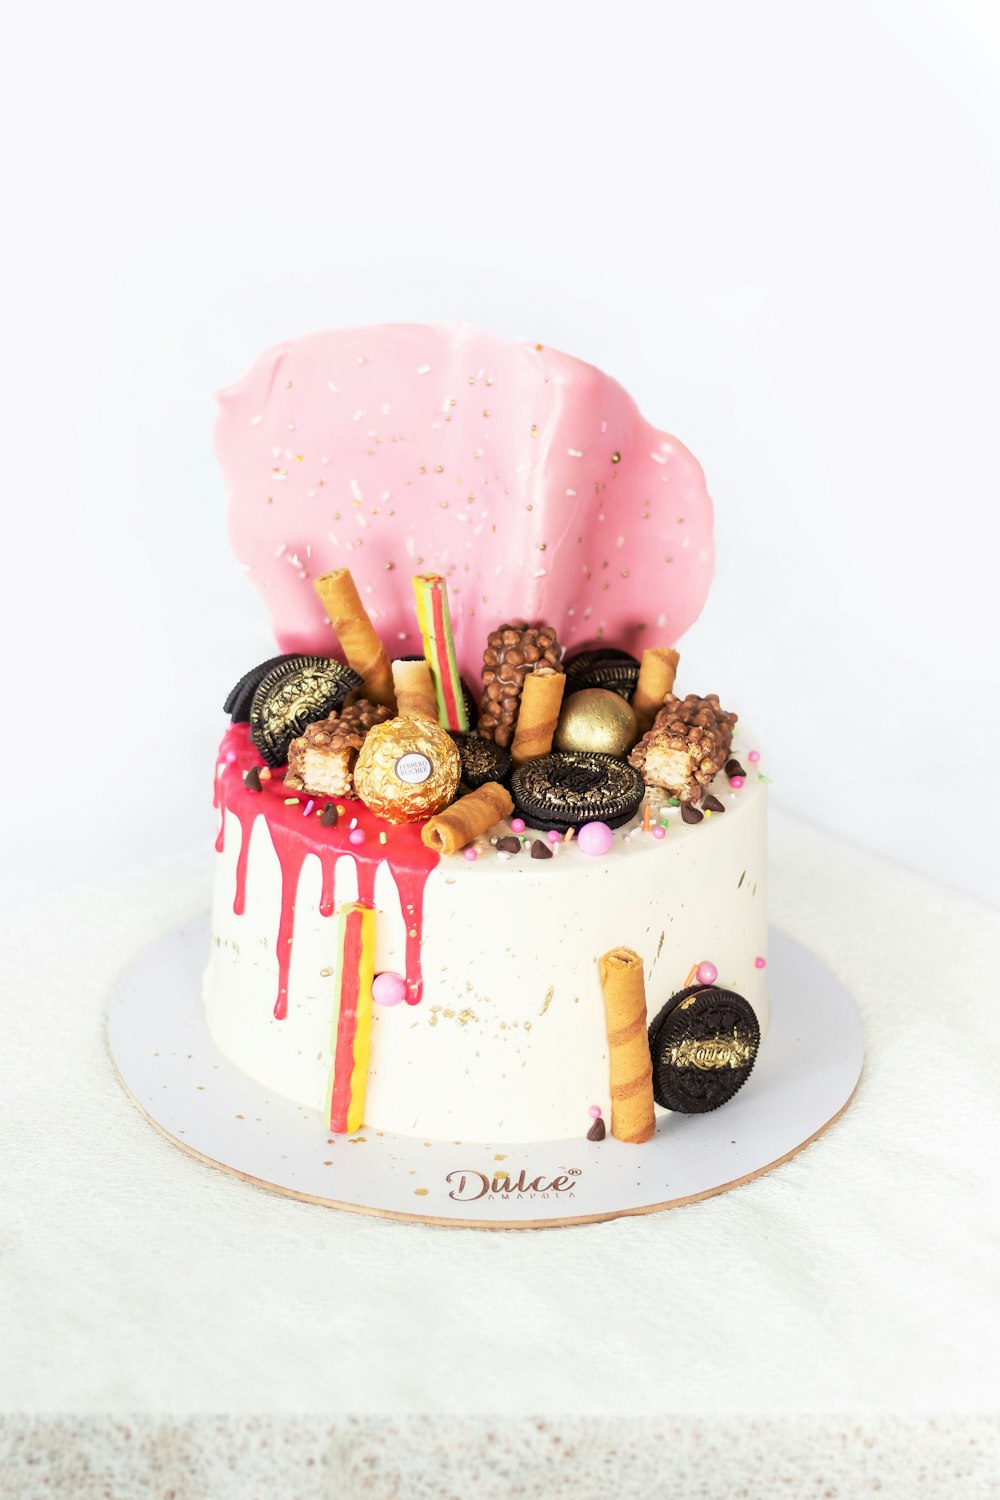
[108, 918, 863, 1229]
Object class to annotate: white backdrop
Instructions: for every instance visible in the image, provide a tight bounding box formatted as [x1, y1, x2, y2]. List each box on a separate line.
[2, 0, 998, 906]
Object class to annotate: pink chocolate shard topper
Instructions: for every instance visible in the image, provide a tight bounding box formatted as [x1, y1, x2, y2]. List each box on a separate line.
[216, 323, 714, 682]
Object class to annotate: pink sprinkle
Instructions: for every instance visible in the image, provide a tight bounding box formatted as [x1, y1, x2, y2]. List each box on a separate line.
[588, 1105, 602, 1119]
[729, 776, 745, 789]
[510, 817, 526, 833]
[697, 961, 718, 986]
[302, 799, 315, 818]
[755, 956, 767, 969]
[349, 828, 366, 846]
[748, 750, 761, 764]
[463, 846, 479, 861]
[225, 750, 238, 764]
[546, 829, 561, 844]
[653, 826, 666, 840]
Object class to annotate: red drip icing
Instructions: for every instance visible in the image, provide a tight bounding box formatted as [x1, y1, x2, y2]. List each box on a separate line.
[213, 725, 440, 1020]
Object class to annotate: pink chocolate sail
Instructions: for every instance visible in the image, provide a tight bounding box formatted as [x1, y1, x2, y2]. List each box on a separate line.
[216, 323, 714, 680]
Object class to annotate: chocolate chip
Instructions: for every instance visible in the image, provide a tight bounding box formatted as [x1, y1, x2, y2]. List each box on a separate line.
[244, 766, 262, 793]
[681, 803, 704, 824]
[530, 839, 553, 859]
[702, 794, 725, 813]
[320, 803, 339, 827]
[587, 1117, 606, 1141]
[496, 835, 522, 854]
[725, 759, 746, 779]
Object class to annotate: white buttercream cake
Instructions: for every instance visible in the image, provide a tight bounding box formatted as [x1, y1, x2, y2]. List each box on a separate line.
[204, 324, 770, 1146]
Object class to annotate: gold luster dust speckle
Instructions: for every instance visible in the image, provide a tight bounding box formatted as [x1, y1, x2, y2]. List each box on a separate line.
[414, 1188, 429, 1196]
[530, 424, 538, 437]
[611, 451, 621, 464]
[384, 561, 395, 571]
[535, 344, 543, 351]
[537, 542, 547, 552]
[483, 410, 491, 418]
[435, 465, 444, 473]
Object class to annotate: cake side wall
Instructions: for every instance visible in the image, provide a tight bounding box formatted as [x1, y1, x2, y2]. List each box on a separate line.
[202, 772, 768, 1144]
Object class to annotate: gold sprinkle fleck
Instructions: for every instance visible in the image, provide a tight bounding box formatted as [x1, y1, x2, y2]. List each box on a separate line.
[535, 344, 543, 351]
[530, 424, 538, 437]
[414, 1188, 429, 1196]
[295, 454, 304, 463]
[435, 465, 444, 473]
[384, 561, 395, 571]
[538, 542, 547, 552]
[611, 451, 621, 464]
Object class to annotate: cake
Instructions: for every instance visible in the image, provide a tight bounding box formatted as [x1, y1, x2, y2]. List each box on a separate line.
[205, 324, 768, 1146]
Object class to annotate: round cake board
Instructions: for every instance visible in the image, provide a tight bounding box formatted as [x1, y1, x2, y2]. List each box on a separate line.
[108, 919, 863, 1229]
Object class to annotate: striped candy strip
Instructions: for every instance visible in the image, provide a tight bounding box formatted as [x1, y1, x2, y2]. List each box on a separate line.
[412, 573, 469, 732]
[326, 902, 376, 1134]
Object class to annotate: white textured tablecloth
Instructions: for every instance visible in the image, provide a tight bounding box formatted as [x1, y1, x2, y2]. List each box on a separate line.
[2, 811, 998, 1497]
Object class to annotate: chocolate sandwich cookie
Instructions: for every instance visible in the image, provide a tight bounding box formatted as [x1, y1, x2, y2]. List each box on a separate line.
[450, 733, 512, 790]
[573, 660, 640, 701]
[398, 655, 478, 728]
[249, 656, 363, 768]
[647, 985, 760, 1114]
[224, 654, 297, 722]
[564, 647, 639, 680]
[511, 750, 645, 833]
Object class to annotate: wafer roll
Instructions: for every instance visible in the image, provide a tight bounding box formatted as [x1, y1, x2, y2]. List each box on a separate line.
[421, 782, 514, 855]
[632, 648, 680, 736]
[392, 658, 437, 721]
[510, 666, 566, 767]
[314, 568, 396, 711]
[598, 946, 656, 1144]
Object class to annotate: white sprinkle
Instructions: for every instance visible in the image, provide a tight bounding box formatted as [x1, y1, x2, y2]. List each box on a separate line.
[356, 356, 365, 365]
[616, 535, 625, 547]
[327, 532, 340, 545]
[381, 403, 391, 416]
[350, 480, 363, 501]
[271, 446, 282, 458]
[380, 491, 392, 502]
[274, 543, 287, 558]
[356, 515, 367, 529]
[568, 448, 583, 458]
[651, 451, 666, 464]
[681, 534, 691, 549]
[567, 607, 575, 617]
[565, 488, 577, 497]
[352, 410, 365, 423]
[398, 631, 408, 640]
[515, 462, 533, 474]
[287, 552, 302, 568]
[321, 456, 329, 465]
[326, 382, 340, 394]
[416, 364, 431, 375]
[350, 816, 358, 828]
[533, 568, 548, 579]
[250, 415, 262, 426]
[405, 536, 417, 557]
[657, 612, 667, 628]
[699, 548, 711, 562]
[494, 565, 503, 576]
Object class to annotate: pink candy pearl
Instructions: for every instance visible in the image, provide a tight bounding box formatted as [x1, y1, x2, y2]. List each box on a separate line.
[653, 826, 666, 840]
[576, 821, 614, 856]
[755, 956, 767, 969]
[225, 749, 238, 764]
[546, 829, 562, 845]
[348, 828, 366, 846]
[588, 1104, 602, 1119]
[697, 961, 718, 985]
[372, 971, 406, 1006]
[748, 750, 761, 764]
[510, 817, 526, 833]
[463, 846, 479, 862]
[729, 776, 745, 789]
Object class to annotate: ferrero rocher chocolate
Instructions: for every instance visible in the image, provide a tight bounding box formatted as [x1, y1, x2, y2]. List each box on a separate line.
[352, 715, 461, 824]
[554, 688, 638, 758]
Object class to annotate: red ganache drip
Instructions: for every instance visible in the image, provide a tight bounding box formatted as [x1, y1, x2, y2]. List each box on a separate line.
[214, 725, 439, 1018]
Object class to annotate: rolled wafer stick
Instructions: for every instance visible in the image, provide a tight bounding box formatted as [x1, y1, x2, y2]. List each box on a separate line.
[597, 946, 656, 1144]
[326, 902, 377, 1134]
[632, 647, 680, 736]
[392, 658, 437, 721]
[412, 573, 469, 732]
[314, 568, 396, 711]
[421, 782, 514, 855]
[510, 666, 566, 767]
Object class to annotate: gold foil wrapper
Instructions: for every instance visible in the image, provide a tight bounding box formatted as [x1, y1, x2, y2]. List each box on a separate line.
[352, 716, 461, 824]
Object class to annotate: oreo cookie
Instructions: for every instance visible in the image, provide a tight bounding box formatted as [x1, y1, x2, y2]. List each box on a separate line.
[224, 654, 298, 722]
[511, 751, 645, 833]
[647, 985, 760, 1114]
[397, 655, 478, 729]
[564, 647, 639, 680]
[249, 656, 363, 768]
[450, 733, 512, 790]
[564, 649, 641, 702]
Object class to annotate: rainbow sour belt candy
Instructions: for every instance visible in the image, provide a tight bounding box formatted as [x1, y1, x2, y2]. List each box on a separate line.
[412, 573, 469, 733]
[327, 902, 376, 1134]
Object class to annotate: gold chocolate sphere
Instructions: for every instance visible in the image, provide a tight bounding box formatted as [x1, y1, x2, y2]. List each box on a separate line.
[554, 689, 639, 758]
